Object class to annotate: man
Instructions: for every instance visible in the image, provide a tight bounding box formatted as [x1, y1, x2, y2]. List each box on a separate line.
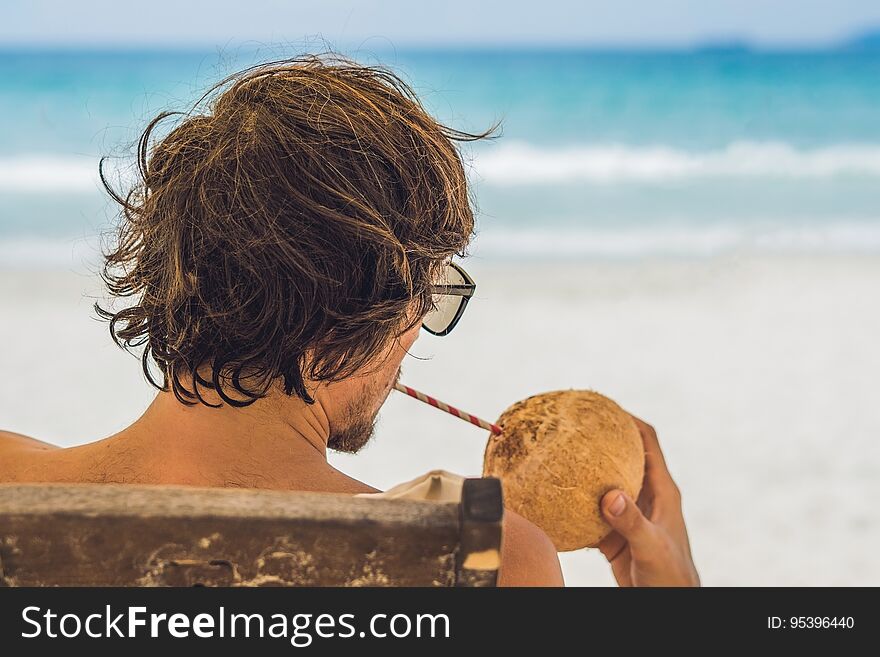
[0, 56, 698, 586]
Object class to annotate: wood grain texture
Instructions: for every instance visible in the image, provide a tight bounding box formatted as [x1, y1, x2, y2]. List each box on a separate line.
[0, 483, 502, 587]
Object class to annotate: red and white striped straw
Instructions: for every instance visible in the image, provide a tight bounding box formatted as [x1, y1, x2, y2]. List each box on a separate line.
[393, 382, 503, 435]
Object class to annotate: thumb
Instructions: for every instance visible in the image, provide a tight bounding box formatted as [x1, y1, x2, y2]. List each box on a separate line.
[601, 490, 654, 548]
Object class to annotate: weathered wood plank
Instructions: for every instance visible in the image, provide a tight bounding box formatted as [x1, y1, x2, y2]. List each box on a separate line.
[0, 484, 467, 587]
[0, 483, 458, 523]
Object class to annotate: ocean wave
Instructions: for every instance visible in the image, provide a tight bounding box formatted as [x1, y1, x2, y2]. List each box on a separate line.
[4, 222, 880, 267]
[0, 237, 103, 268]
[473, 141, 880, 184]
[471, 222, 880, 259]
[0, 155, 103, 193]
[6, 141, 880, 194]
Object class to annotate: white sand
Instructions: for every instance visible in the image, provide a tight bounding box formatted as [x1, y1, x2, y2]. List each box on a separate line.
[1, 254, 878, 585]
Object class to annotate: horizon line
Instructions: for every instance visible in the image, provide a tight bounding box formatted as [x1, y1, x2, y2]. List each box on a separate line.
[0, 40, 877, 54]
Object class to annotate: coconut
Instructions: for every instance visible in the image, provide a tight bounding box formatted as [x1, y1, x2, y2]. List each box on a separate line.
[482, 390, 644, 551]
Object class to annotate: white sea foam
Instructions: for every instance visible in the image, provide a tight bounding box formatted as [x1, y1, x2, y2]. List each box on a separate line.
[5, 141, 880, 194]
[473, 141, 880, 184]
[470, 221, 880, 259]
[0, 155, 102, 193]
[0, 237, 103, 269]
[4, 221, 880, 268]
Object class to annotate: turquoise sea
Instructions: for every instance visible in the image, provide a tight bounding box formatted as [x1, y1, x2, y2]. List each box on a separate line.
[2, 47, 880, 263]
[2, 47, 880, 587]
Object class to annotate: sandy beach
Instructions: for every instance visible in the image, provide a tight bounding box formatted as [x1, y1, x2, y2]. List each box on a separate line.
[1, 253, 877, 586]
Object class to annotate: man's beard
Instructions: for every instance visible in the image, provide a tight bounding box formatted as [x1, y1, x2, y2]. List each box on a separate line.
[327, 367, 401, 454]
[327, 412, 377, 454]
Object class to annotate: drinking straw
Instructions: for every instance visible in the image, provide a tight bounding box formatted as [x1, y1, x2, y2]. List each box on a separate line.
[393, 382, 503, 435]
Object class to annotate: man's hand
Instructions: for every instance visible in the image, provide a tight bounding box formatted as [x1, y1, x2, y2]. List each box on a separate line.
[597, 416, 700, 587]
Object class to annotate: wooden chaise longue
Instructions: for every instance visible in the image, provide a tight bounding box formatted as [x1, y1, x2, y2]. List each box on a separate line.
[0, 477, 502, 587]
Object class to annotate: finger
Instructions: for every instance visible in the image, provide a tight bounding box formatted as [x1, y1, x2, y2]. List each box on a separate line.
[598, 531, 633, 586]
[598, 530, 626, 562]
[635, 484, 654, 519]
[629, 415, 677, 493]
[601, 490, 656, 549]
[608, 549, 633, 587]
[629, 415, 667, 469]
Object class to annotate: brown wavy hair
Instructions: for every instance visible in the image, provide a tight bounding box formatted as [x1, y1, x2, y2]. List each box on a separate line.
[97, 54, 497, 407]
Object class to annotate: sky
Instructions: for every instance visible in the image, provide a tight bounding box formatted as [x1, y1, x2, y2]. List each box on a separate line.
[2, 0, 880, 49]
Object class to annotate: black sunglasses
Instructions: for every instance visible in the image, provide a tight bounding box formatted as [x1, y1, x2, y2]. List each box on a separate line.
[422, 262, 476, 336]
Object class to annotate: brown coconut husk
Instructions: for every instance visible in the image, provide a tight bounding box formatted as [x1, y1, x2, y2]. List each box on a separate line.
[483, 390, 644, 551]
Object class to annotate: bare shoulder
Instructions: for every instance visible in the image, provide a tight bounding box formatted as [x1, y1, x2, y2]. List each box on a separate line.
[498, 510, 564, 587]
[0, 429, 58, 454]
[0, 430, 58, 482]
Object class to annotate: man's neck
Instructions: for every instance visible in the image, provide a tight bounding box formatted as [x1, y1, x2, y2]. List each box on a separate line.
[100, 388, 360, 491]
